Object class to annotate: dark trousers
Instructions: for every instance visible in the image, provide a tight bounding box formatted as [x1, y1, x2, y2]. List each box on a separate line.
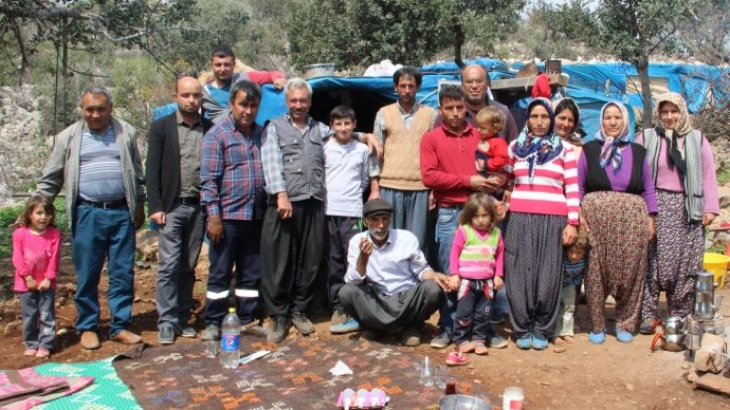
[327, 215, 361, 311]
[19, 290, 56, 350]
[204, 219, 262, 326]
[261, 199, 325, 317]
[453, 279, 492, 344]
[339, 281, 442, 330]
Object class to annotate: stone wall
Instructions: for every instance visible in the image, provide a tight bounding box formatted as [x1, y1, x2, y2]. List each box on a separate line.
[0, 85, 46, 206]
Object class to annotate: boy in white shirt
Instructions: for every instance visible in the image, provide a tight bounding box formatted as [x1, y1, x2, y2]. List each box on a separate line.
[325, 105, 380, 334]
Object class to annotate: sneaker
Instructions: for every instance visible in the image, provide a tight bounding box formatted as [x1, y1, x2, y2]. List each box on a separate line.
[616, 327, 634, 343]
[588, 330, 605, 344]
[457, 341, 475, 353]
[268, 316, 292, 343]
[446, 350, 469, 366]
[639, 319, 657, 335]
[474, 340, 489, 355]
[158, 324, 175, 345]
[531, 332, 548, 350]
[330, 309, 348, 326]
[515, 334, 532, 350]
[180, 326, 197, 338]
[24, 349, 38, 356]
[36, 348, 50, 358]
[201, 325, 220, 341]
[430, 330, 452, 349]
[487, 333, 509, 349]
[331, 317, 361, 334]
[80, 331, 101, 350]
[401, 325, 421, 347]
[291, 312, 315, 335]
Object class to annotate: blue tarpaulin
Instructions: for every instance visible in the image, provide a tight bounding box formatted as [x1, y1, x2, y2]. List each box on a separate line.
[154, 59, 729, 140]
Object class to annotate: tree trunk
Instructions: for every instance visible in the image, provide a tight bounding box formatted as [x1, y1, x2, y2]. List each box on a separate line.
[452, 17, 465, 69]
[634, 55, 654, 130]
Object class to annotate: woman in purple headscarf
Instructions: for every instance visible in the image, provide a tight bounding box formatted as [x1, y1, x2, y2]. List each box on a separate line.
[638, 92, 719, 333]
[579, 101, 657, 344]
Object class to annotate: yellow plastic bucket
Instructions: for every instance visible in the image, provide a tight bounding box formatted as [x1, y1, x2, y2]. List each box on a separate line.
[703, 253, 729, 289]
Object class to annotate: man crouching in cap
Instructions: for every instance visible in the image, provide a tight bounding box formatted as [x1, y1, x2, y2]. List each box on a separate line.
[338, 199, 453, 346]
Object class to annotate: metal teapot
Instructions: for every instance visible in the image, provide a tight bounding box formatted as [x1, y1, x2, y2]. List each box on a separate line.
[694, 271, 725, 319]
[662, 315, 685, 335]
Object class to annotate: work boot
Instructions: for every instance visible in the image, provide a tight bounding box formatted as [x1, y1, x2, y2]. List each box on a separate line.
[268, 316, 292, 343]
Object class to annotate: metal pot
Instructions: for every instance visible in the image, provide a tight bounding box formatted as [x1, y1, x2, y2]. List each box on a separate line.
[685, 315, 702, 334]
[685, 333, 702, 350]
[651, 332, 685, 352]
[703, 314, 726, 335]
[439, 394, 492, 410]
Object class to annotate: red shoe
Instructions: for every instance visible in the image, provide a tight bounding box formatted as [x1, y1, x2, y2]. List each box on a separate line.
[446, 350, 469, 366]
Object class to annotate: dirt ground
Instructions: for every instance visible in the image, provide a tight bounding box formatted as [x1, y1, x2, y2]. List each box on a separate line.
[0, 255, 729, 410]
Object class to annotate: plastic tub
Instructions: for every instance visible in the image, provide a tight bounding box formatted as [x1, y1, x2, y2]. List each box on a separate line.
[304, 63, 335, 79]
[703, 253, 729, 289]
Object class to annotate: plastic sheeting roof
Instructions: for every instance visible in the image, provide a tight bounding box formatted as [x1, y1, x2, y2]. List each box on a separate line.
[153, 58, 729, 140]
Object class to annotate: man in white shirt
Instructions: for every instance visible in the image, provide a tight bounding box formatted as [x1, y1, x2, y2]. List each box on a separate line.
[339, 199, 452, 346]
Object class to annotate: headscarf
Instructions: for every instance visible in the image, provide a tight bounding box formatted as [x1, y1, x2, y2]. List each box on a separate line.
[552, 97, 583, 146]
[592, 101, 630, 172]
[654, 92, 693, 136]
[654, 92, 694, 176]
[511, 98, 563, 181]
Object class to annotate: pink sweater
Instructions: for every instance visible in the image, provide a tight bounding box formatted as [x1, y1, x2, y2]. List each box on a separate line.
[12, 226, 60, 292]
[636, 133, 720, 214]
[508, 143, 580, 225]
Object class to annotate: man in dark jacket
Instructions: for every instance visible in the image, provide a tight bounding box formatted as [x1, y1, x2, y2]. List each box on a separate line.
[146, 76, 212, 344]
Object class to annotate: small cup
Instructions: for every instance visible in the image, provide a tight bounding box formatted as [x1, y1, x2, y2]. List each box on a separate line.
[503, 386, 524, 410]
[203, 340, 218, 358]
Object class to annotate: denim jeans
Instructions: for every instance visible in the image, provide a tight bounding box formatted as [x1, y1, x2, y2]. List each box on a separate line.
[72, 204, 136, 337]
[19, 290, 56, 350]
[156, 203, 204, 328]
[435, 206, 461, 333]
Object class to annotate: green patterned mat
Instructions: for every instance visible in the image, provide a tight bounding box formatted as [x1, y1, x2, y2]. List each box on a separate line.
[33, 357, 140, 410]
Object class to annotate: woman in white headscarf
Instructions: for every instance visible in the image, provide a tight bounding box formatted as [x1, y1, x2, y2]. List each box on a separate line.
[578, 101, 657, 344]
[638, 92, 720, 333]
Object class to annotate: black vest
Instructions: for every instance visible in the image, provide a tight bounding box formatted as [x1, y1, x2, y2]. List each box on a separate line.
[583, 141, 645, 195]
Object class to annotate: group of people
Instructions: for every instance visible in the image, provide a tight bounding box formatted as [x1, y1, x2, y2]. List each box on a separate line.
[11, 48, 719, 364]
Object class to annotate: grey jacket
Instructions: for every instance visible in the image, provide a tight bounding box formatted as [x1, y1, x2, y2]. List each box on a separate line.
[36, 118, 145, 227]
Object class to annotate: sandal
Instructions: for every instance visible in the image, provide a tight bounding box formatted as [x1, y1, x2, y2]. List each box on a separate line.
[446, 350, 469, 366]
[36, 348, 50, 358]
[457, 341, 475, 353]
[473, 341, 489, 355]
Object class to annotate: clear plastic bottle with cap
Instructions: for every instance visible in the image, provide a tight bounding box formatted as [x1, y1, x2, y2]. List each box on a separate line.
[220, 307, 241, 369]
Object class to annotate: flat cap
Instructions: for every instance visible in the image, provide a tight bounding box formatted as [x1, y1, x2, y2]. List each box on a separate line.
[363, 198, 393, 217]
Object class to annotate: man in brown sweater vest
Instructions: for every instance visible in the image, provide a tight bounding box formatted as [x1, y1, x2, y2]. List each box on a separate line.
[373, 67, 436, 252]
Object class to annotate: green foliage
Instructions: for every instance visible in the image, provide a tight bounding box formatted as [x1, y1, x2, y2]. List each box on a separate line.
[0, 204, 23, 259]
[523, 0, 599, 59]
[288, 0, 524, 70]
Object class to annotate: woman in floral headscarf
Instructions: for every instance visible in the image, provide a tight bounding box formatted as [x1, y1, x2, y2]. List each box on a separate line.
[504, 98, 579, 351]
[578, 101, 658, 344]
[638, 92, 719, 333]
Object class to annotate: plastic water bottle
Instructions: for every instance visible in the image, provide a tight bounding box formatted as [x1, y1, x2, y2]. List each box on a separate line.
[220, 307, 240, 369]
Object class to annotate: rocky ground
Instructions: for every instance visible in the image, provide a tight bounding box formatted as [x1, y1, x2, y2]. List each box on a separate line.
[0, 246, 729, 409]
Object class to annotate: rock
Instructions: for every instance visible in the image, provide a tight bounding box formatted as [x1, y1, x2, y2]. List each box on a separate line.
[553, 347, 566, 353]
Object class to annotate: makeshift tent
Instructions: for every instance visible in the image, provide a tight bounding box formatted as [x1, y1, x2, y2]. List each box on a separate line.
[153, 59, 729, 140]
